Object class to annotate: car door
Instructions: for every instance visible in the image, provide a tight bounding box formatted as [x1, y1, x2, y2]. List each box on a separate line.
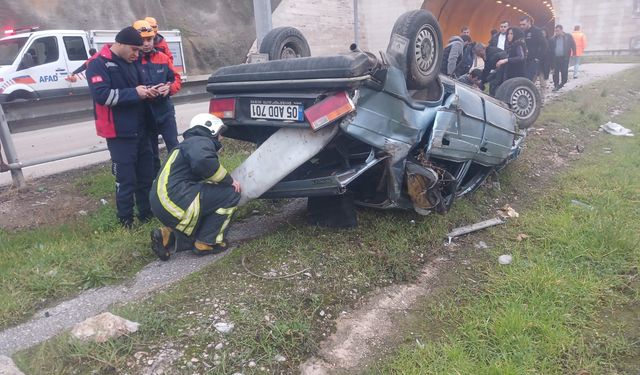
[61, 35, 91, 94]
[17, 35, 68, 98]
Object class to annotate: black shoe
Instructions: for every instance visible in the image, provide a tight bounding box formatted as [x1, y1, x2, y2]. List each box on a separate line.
[552, 86, 560, 92]
[151, 228, 173, 261]
[119, 217, 134, 229]
[191, 241, 228, 256]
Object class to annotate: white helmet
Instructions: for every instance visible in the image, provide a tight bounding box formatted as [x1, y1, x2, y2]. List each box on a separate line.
[189, 113, 227, 136]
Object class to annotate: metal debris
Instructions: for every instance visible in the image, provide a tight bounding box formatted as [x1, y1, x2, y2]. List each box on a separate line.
[446, 218, 505, 244]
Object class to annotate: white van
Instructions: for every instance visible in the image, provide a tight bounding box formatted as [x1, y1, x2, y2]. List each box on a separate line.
[0, 27, 187, 103]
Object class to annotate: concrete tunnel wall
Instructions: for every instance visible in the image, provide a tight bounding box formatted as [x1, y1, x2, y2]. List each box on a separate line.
[423, 0, 556, 45]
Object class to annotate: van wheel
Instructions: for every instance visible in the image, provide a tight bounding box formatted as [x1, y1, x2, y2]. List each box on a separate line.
[387, 10, 443, 89]
[7, 90, 36, 102]
[259, 27, 311, 60]
[495, 78, 541, 128]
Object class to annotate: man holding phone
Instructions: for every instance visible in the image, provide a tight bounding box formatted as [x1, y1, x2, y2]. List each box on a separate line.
[133, 20, 182, 175]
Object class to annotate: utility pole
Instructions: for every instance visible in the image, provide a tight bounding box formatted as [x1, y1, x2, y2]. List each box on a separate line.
[253, 0, 273, 50]
[353, 0, 359, 45]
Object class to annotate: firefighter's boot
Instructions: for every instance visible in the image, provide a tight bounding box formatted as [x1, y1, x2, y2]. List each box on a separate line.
[151, 227, 175, 261]
[191, 240, 228, 256]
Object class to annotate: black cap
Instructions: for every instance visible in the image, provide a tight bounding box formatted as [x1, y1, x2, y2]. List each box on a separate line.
[115, 26, 143, 46]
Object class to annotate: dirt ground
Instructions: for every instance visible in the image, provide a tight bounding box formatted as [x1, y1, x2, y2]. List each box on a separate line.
[0, 167, 101, 231]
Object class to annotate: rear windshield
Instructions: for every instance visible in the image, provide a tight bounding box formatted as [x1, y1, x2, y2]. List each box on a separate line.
[0, 37, 28, 65]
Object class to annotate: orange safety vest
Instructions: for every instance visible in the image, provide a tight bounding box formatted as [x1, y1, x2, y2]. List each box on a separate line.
[572, 31, 587, 56]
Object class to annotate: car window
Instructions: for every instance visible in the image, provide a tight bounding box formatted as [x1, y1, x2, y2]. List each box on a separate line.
[19, 36, 59, 70]
[63, 36, 88, 61]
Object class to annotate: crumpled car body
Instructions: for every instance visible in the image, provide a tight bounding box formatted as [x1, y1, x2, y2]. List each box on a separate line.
[207, 49, 525, 215]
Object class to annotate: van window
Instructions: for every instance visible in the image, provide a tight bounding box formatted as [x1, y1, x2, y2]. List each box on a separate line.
[63, 36, 88, 61]
[19, 36, 59, 70]
[0, 37, 28, 65]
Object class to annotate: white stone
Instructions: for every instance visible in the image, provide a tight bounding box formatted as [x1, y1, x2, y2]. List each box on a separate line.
[274, 354, 286, 362]
[214, 322, 234, 334]
[214, 343, 224, 350]
[248, 361, 256, 367]
[71, 312, 139, 343]
[498, 254, 513, 265]
[0, 355, 26, 375]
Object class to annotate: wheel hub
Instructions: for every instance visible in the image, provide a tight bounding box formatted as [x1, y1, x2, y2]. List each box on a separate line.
[511, 87, 534, 118]
[415, 27, 436, 73]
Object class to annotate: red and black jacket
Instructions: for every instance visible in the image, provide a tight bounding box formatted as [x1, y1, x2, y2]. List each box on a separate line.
[86, 45, 146, 139]
[140, 49, 182, 122]
[154, 34, 173, 62]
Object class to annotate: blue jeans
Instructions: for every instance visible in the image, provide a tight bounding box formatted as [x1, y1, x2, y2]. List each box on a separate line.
[572, 56, 581, 77]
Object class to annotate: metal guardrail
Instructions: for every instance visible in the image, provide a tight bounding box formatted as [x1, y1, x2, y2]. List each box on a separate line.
[0, 75, 212, 188]
[3, 76, 210, 133]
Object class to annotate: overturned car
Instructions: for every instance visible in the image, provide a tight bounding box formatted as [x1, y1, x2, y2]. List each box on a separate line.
[207, 10, 541, 223]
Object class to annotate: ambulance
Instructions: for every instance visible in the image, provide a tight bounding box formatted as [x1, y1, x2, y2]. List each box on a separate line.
[0, 27, 187, 103]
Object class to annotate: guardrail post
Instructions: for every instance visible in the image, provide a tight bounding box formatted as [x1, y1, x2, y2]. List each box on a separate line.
[0, 104, 26, 188]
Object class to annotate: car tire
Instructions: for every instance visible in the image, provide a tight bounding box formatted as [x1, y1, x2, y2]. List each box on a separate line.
[259, 27, 311, 60]
[387, 9, 443, 89]
[6, 90, 36, 102]
[495, 77, 541, 128]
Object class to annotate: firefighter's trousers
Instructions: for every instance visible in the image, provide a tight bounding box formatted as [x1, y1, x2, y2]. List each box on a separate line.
[150, 182, 240, 246]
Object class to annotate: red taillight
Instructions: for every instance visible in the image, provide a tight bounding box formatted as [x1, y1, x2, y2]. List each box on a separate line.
[209, 98, 236, 119]
[304, 91, 355, 131]
[4, 29, 14, 35]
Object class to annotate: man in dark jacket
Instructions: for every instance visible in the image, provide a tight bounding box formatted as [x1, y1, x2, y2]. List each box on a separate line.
[134, 19, 182, 175]
[441, 35, 471, 77]
[520, 16, 548, 94]
[549, 25, 577, 91]
[149, 114, 241, 261]
[86, 26, 158, 228]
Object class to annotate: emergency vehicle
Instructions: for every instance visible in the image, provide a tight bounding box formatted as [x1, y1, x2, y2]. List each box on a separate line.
[0, 27, 187, 103]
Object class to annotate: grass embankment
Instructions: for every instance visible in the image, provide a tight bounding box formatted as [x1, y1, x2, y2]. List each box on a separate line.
[11, 68, 640, 374]
[375, 72, 640, 374]
[0, 139, 267, 330]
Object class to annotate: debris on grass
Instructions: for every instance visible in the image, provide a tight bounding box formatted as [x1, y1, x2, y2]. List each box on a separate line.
[599, 121, 634, 137]
[516, 233, 530, 242]
[213, 322, 235, 334]
[446, 218, 505, 243]
[497, 204, 520, 218]
[474, 241, 489, 250]
[570, 199, 595, 210]
[498, 254, 513, 265]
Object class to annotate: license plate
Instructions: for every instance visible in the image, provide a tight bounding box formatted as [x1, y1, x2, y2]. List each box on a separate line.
[250, 102, 304, 121]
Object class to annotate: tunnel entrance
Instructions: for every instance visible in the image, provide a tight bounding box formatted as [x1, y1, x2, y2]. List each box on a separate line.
[423, 0, 555, 44]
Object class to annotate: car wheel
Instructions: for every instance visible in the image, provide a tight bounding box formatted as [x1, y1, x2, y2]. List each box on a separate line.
[6, 90, 36, 102]
[387, 9, 443, 89]
[495, 77, 541, 128]
[259, 27, 311, 60]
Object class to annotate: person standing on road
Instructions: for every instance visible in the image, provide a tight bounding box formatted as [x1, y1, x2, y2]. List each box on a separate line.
[144, 16, 174, 62]
[571, 25, 587, 79]
[550, 25, 577, 91]
[520, 16, 548, 97]
[149, 114, 241, 261]
[86, 26, 158, 228]
[134, 20, 181, 175]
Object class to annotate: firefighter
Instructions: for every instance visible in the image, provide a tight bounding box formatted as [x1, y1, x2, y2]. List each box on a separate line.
[86, 26, 158, 228]
[133, 19, 181, 175]
[149, 113, 241, 261]
[144, 16, 174, 62]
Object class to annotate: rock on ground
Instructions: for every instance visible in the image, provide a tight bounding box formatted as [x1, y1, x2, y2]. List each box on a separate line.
[71, 312, 139, 343]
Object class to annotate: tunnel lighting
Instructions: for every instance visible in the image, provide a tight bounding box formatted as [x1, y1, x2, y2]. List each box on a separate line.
[505, 3, 511, 7]
[496, 0, 502, 3]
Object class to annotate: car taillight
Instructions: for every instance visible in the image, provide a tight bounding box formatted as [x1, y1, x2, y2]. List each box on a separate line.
[209, 98, 236, 119]
[304, 91, 355, 131]
[3, 29, 14, 35]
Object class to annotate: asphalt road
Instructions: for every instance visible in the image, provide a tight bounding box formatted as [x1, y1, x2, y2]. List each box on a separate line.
[0, 100, 208, 187]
